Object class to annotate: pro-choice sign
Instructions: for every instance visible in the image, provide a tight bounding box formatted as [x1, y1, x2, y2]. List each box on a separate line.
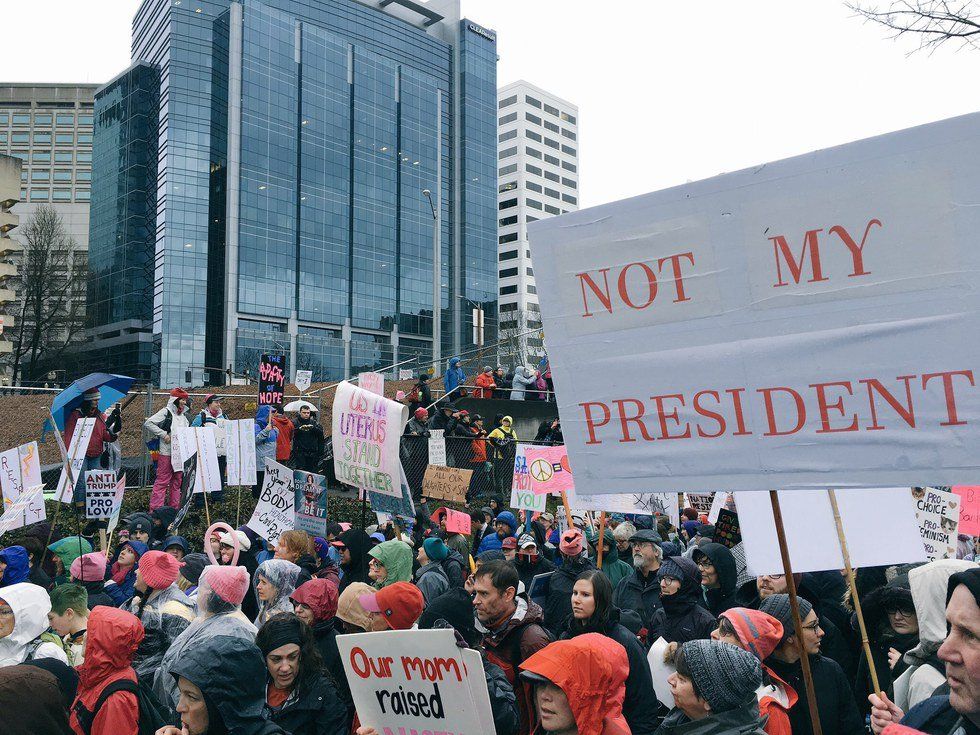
[529, 113, 980, 494]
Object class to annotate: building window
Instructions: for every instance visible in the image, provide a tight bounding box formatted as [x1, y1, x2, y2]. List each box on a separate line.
[544, 153, 559, 166]
[527, 267, 534, 276]
[545, 187, 559, 199]
[32, 152, 50, 163]
[20, 170, 27, 183]
[56, 114, 74, 126]
[0, 113, 7, 125]
[499, 250, 518, 261]
[498, 94, 517, 108]
[526, 147, 541, 159]
[545, 204, 561, 215]
[498, 146, 517, 159]
[526, 215, 539, 223]
[30, 188, 49, 201]
[499, 112, 517, 125]
[526, 130, 542, 142]
[562, 161, 576, 172]
[562, 129, 577, 140]
[34, 133, 51, 144]
[562, 193, 577, 204]
[76, 189, 90, 201]
[499, 267, 519, 278]
[500, 285, 518, 295]
[55, 152, 72, 163]
[526, 95, 542, 108]
[544, 120, 559, 133]
[77, 153, 91, 162]
[500, 302, 517, 313]
[34, 114, 52, 126]
[527, 285, 537, 294]
[53, 189, 71, 202]
[499, 129, 517, 143]
[499, 215, 518, 226]
[499, 163, 518, 176]
[53, 170, 71, 182]
[544, 137, 559, 150]
[526, 164, 542, 176]
[544, 103, 559, 116]
[76, 170, 91, 181]
[562, 177, 577, 189]
[0, 133, 5, 144]
[561, 111, 577, 124]
[499, 198, 518, 210]
[77, 134, 93, 144]
[78, 115, 93, 126]
[525, 112, 541, 125]
[12, 114, 30, 125]
[526, 181, 542, 193]
[527, 199, 542, 210]
[562, 144, 576, 156]
[544, 170, 559, 183]
[11, 133, 29, 144]
[499, 232, 518, 244]
[55, 133, 73, 145]
[498, 182, 517, 193]
[31, 170, 50, 182]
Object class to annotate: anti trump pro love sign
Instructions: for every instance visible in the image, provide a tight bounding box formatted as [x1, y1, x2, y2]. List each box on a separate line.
[529, 113, 980, 494]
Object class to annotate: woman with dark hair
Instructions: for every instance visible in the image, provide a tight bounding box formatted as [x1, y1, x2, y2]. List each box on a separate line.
[561, 569, 661, 734]
[255, 613, 349, 735]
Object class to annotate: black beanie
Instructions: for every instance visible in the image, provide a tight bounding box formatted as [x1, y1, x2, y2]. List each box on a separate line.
[257, 615, 305, 656]
[947, 567, 980, 608]
[417, 588, 480, 647]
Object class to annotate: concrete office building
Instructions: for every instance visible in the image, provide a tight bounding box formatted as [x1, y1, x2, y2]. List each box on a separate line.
[496, 80, 578, 366]
[87, 0, 498, 387]
[0, 154, 21, 364]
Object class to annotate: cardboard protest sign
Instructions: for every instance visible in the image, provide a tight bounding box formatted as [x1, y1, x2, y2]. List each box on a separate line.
[0, 485, 45, 536]
[913, 487, 961, 560]
[337, 629, 492, 734]
[358, 371, 384, 397]
[55, 418, 95, 503]
[84, 471, 119, 519]
[713, 508, 742, 549]
[427, 429, 447, 466]
[737, 488, 925, 575]
[226, 418, 257, 486]
[0, 441, 41, 506]
[422, 465, 472, 504]
[529, 114, 980, 494]
[258, 353, 286, 406]
[685, 493, 714, 515]
[370, 464, 417, 521]
[510, 443, 547, 513]
[332, 380, 409, 498]
[568, 489, 679, 527]
[246, 460, 294, 545]
[525, 444, 574, 495]
[295, 369, 313, 393]
[294, 470, 328, 536]
[951, 486, 980, 536]
[171, 427, 197, 468]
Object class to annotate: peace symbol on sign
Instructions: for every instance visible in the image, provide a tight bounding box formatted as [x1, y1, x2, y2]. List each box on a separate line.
[529, 458, 554, 482]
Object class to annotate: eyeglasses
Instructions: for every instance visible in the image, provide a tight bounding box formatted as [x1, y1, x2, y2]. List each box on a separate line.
[368, 559, 384, 569]
[334, 545, 346, 552]
[0, 608, 13, 618]
[801, 621, 821, 632]
[696, 560, 715, 570]
[887, 607, 916, 618]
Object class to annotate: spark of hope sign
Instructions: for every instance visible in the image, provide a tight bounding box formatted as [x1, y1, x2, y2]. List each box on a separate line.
[337, 629, 492, 735]
[529, 113, 980, 494]
[332, 380, 408, 498]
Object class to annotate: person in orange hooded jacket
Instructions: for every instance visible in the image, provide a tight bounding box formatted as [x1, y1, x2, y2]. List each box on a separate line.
[474, 366, 497, 399]
[270, 405, 295, 463]
[520, 632, 632, 735]
[712, 607, 798, 735]
[69, 606, 144, 735]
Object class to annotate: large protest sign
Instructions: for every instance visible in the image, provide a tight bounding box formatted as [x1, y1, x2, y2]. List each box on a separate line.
[258, 353, 286, 406]
[0, 441, 41, 506]
[737, 488, 925, 575]
[226, 418, 257, 486]
[529, 114, 980, 494]
[427, 429, 447, 466]
[192, 429, 222, 494]
[55, 418, 95, 503]
[913, 487, 960, 560]
[525, 444, 574, 495]
[337, 629, 492, 734]
[0, 485, 45, 536]
[951, 486, 980, 536]
[422, 465, 472, 504]
[246, 460, 294, 545]
[358, 371, 384, 397]
[84, 471, 119, 519]
[332, 380, 408, 498]
[568, 489, 679, 528]
[294, 470, 328, 536]
[511, 444, 548, 513]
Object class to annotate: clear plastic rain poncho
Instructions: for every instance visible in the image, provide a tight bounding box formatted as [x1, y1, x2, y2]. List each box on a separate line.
[152, 565, 258, 715]
[125, 581, 195, 678]
[253, 558, 300, 627]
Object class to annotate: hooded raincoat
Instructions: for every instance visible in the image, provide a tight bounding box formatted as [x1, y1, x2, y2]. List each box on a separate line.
[144, 395, 190, 457]
[444, 357, 466, 395]
[0, 545, 31, 586]
[598, 529, 634, 590]
[543, 554, 596, 637]
[126, 582, 195, 678]
[254, 559, 301, 626]
[0, 664, 73, 735]
[509, 366, 538, 400]
[693, 543, 738, 616]
[49, 537, 93, 586]
[521, 633, 631, 735]
[0, 582, 68, 666]
[69, 606, 143, 735]
[290, 579, 351, 715]
[648, 557, 717, 645]
[336, 529, 372, 593]
[104, 540, 148, 606]
[367, 540, 412, 589]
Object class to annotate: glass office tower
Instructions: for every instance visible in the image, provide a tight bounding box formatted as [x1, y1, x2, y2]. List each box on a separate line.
[88, 0, 497, 386]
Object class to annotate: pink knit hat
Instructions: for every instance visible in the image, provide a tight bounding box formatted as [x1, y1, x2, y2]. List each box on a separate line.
[201, 565, 250, 605]
[559, 528, 584, 556]
[71, 551, 108, 582]
[138, 550, 183, 590]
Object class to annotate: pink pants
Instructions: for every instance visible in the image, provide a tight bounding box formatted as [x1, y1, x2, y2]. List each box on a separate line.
[150, 454, 183, 510]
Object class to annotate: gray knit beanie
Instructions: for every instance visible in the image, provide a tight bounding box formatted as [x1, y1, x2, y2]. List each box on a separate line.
[680, 639, 762, 713]
[759, 593, 814, 642]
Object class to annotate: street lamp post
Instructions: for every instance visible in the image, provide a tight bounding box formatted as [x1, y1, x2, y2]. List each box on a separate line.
[422, 188, 441, 369]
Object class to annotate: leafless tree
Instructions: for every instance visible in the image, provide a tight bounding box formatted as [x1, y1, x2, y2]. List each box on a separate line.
[848, 1, 980, 52]
[9, 205, 86, 383]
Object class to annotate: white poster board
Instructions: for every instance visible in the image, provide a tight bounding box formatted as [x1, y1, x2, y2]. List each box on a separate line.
[427, 429, 447, 466]
[295, 370, 313, 393]
[529, 113, 980, 494]
[912, 487, 961, 560]
[171, 427, 197, 468]
[511, 444, 548, 513]
[85, 470, 120, 519]
[246, 460, 294, 545]
[708, 492, 729, 524]
[0, 441, 42, 506]
[191, 428, 222, 494]
[332, 380, 409, 498]
[55, 418, 95, 503]
[337, 629, 491, 733]
[737, 487, 926, 576]
[0, 484, 45, 536]
[226, 418, 257, 486]
[399, 369, 415, 381]
[568, 488, 680, 528]
[647, 637, 676, 708]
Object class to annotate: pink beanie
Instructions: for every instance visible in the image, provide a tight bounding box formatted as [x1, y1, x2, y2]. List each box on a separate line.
[138, 550, 183, 590]
[71, 552, 108, 582]
[201, 565, 250, 605]
[559, 528, 584, 556]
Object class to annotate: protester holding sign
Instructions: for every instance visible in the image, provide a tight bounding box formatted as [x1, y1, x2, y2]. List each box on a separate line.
[144, 388, 191, 511]
[252, 404, 279, 499]
[191, 393, 228, 500]
[290, 405, 325, 473]
[64, 387, 119, 506]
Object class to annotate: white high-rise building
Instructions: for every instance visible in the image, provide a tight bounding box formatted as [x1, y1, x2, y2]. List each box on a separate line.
[496, 80, 578, 367]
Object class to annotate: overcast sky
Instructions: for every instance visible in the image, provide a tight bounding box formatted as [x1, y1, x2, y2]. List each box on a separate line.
[2, 0, 977, 206]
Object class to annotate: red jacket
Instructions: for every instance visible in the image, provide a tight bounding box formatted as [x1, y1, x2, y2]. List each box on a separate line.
[70, 606, 144, 735]
[474, 372, 496, 399]
[523, 633, 632, 735]
[65, 409, 114, 459]
[271, 415, 294, 461]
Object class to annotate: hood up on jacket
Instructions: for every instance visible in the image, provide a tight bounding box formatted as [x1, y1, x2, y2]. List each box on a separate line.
[48, 536, 92, 572]
[521, 633, 630, 734]
[290, 578, 338, 623]
[693, 542, 737, 594]
[77, 606, 144, 688]
[0, 583, 53, 665]
[658, 556, 705, 611]
[0, 546, 30, 586]
[0, 664, 73, 735]
[367, 540, 413, 588]
[254, 559, 300, 619]
[905, 559, 977, 665]
[254, 405, 277, 441]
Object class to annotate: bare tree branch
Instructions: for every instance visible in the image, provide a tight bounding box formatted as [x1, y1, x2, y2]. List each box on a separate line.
[848, 0, 980, 53]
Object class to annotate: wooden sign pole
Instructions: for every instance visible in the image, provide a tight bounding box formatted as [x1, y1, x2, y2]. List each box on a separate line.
[595, 511, 607, 569]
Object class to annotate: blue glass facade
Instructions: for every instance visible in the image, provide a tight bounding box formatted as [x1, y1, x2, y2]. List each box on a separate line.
[88, 0, 497, 386]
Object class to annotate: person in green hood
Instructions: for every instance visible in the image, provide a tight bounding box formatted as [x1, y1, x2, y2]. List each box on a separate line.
[47, 536, 93, 586]
[367, 540, 413, 589]
[593, 528, 633, 590]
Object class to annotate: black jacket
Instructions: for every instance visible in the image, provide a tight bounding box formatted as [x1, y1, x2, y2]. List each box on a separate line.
[337, 529, 372, 593]
[439, 549, 467, 589]
[484, 656, 521, 735]
[310, 617, 351, 719]
[79, 579, 114, 609]
[693, 542, 738, 616]
[543, 555, 595, 637]
[291, 417, 324, 461]
[647, 557, 716, 645]
[562, 610, 661, 735]
[516, 554, 555, 593]
[265, 673, 349, 735]
[767, 654, 864, 735]
[902, 695, 980, 735]
[233, 546, 260, 622]
[613, 565, 662, 633]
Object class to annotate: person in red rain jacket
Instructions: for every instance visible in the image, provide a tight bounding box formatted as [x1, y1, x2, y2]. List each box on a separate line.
[271, 405, 294, 464]
[64, 388, 119, 505]
[520, 633, 632, 735]
[70, 606, 145, 735]
[474, 366, 497, 398]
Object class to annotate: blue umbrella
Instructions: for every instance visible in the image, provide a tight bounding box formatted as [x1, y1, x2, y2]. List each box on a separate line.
[45, 372, 136, 433]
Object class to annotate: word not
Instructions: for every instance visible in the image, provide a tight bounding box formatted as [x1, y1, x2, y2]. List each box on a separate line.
[576, 251, 695, 318]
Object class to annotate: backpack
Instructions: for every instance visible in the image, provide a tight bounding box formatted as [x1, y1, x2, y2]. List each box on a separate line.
[26, 632, 74, 666]
[73, 679, 169, 735]
[145, 410, 173, 451]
